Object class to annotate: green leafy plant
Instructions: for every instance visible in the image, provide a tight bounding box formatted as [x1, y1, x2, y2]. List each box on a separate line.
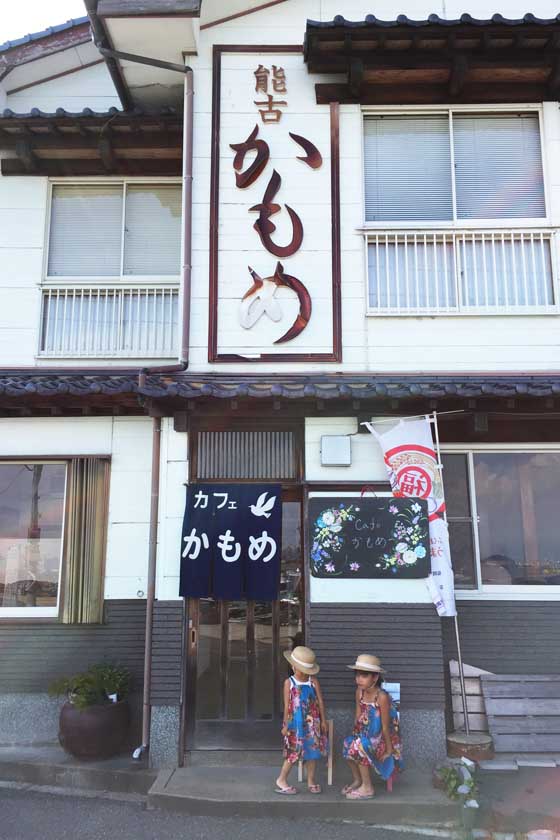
[435, 758, 480, 839]
[49, 663, 131, 711]
[436, 764, 478, 801]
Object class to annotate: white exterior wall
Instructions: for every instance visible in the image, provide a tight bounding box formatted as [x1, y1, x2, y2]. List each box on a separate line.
[0, 416, 186, 602]
[0, 63, 121, 367]
[0, 177, 46, 365]
[1, 2, 560, 370]
[186, 0, 560, 373]
[6, 61, 121, 114]
[305, 415, 433, 604]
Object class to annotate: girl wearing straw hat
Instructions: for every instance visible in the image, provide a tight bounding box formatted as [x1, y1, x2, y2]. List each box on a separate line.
[275, 645, 328, 794]
[342, 654, 402, 800]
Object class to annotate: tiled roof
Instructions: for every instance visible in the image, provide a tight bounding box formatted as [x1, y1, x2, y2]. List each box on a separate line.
[1, 374, 560, 401]
[306, 13, 560, 29]
[0, 106, 179, 120]
[0, 16, 89, 54]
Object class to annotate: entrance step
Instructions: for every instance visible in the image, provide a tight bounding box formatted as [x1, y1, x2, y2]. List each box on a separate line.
[0, 745, 157, 795]
[148, 765, 456, 823]
[185, 750, 279, 767]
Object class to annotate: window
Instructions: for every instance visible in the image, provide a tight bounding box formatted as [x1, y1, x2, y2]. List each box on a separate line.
[364, 112, 554, 315]
[47, 183, 182, 278]
[0, 463, 66, 616]
[364, 113, 545, 223]
[442, 450, 560, 591]
[0, 458, 110, 621]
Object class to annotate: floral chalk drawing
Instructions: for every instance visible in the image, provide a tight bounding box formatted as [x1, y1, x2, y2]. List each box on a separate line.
[311, 503, 356, 575]
[310, 497, 429, 579]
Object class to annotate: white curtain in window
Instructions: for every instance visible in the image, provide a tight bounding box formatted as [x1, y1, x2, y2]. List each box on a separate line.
[41, 289, 178, 356]
[459, 234, 554, 308]
[453, 114, 546, 220]
[123, 185, 182, 275]
[47, 185, 123, 277]
[368, 238, 457, 310]
[364, 116, 453, 222]
[121, 289, 178, 354]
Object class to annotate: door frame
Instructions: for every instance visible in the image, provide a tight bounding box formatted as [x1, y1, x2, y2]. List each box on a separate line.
[178, 417, 304, 757]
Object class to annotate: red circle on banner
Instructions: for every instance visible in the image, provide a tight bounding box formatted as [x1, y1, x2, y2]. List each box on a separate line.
[395, 464, 433, 499]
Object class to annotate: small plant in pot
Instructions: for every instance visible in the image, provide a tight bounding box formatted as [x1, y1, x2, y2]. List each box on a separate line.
[434, 757, 479, 839]
[49, 664, 131, 760]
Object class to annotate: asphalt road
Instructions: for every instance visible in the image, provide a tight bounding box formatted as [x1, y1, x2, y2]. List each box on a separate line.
[0, 786, 446, 840]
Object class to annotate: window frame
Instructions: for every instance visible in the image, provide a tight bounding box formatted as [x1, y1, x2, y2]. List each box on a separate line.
[441, 443, 560, 601]
[359, 104, 550, 231]
[360, 104, 558, 317]
[0, 459, 68, 619]
[43, 177, 183, 285]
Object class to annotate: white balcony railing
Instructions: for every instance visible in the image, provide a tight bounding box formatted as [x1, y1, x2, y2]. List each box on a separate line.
[367, 229, 557, 315]
[40, 286, 179, 358]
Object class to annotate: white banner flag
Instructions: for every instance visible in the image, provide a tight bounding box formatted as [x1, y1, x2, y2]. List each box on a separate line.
[367, 416, 457, 617]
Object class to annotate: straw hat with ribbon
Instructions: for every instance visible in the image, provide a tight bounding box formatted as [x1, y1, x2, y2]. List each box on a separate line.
[283, 645, 320, 675]
[347, 654, 385, 673]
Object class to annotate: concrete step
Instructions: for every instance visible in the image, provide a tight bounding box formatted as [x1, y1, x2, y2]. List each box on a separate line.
[148, 765, 457, 822]
[185, 750, 279, 767]
[0, 746, 157, 795]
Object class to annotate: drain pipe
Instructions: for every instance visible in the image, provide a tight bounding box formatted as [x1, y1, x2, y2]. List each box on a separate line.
[84, 0, 132, 109]
[89, 44, 194, 388]
[132, 412, 162, 762]
[138, 62, 194, 387]
[91, 46, 194, 762]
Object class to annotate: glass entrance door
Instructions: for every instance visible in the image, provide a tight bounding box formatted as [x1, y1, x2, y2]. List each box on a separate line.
[188, 496, 302, 749]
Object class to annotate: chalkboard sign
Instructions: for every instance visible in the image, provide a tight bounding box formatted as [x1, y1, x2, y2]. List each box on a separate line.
[309, 496, 430, 579]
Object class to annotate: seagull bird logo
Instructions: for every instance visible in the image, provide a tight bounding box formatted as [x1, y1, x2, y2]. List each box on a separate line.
[250, 492, 277, 519]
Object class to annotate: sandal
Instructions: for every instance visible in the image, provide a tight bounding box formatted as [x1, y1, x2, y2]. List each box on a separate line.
[341, 783, 360, 795]
[308, 784, 322, 794]
[346, 789, 375, 800]
[274, 785, 298, 795]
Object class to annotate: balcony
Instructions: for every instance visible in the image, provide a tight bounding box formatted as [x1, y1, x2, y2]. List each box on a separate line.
[39, 286, 179, 358]
[367, 228, 557, 315]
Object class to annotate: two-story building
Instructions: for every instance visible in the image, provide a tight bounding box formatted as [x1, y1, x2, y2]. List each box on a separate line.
[1, 0, 560, 769]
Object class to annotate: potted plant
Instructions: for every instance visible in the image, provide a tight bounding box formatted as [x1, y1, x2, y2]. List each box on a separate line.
[434, 757, 479, 839]
[49, 663, 131, 760]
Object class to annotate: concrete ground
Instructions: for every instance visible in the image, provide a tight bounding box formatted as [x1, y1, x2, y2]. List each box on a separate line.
[148, 764, 455, 823]
[0, 785, 448, 840]
[477, 766, 560, 833]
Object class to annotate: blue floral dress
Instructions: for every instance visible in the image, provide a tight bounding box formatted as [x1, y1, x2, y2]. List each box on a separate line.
[283, 676, 328, 764]
[343, 690, 402, 780]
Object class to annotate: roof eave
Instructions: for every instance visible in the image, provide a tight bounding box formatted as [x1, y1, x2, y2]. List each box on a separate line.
[84, 0, 132, 110]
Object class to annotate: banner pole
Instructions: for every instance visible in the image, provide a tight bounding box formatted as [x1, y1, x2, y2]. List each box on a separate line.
[430, 412, 470, 736]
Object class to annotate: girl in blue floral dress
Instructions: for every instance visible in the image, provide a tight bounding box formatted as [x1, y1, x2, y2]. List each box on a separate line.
[275, 645, 328, 795]
[342, 654, 402, 799]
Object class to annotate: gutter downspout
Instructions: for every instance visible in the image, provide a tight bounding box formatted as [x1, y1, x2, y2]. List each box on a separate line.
[134, 66, 193, 763]
[138, 63, 194, 386]
[83, 0, 132, 110]
[132, 412, 162, 762]
[93, 48, 194, 763]
[91, 46, 194, 388]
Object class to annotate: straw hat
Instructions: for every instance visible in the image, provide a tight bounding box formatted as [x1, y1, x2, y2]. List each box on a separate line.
[283, 645, 320, 675]
[347, 654, 385, 673]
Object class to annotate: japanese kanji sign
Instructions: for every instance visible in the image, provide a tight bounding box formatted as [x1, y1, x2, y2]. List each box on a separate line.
[179, 483, 282, 600]
[209, 48, 341, 363]
[253, 64, 288, 122]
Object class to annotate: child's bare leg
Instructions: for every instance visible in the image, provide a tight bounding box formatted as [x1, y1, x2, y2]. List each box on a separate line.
[341, 758, 362, 794]
[306, 759, 317, 789]
[356, 763, 374, 795]
[276, 759, 294, 789]
[345, 759, 361, 790]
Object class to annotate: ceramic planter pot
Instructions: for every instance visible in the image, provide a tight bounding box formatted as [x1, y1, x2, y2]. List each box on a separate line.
[58, 699, 129, 760]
